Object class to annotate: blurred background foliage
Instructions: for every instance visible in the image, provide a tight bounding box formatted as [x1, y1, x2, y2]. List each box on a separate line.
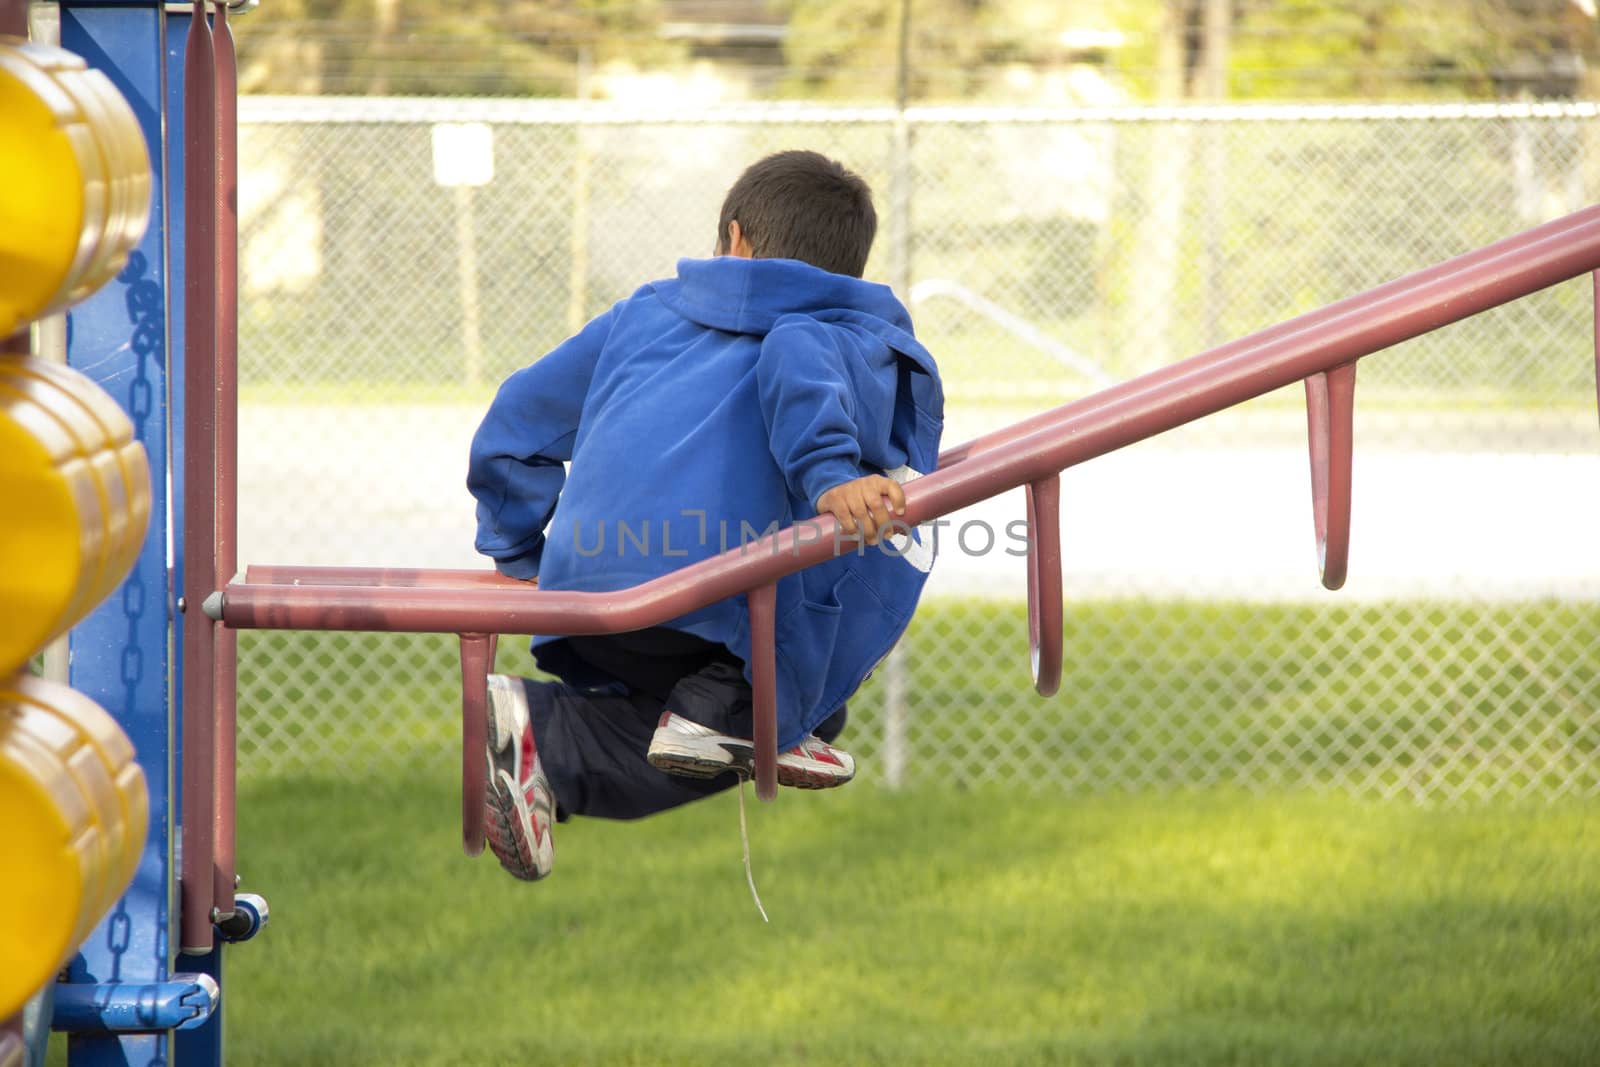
[235, 0, 1600, 104]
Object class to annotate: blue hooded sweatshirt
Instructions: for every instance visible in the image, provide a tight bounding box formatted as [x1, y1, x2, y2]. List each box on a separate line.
[468, 256, 944, 748]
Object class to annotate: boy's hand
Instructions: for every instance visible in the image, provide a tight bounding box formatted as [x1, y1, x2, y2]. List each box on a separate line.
[817, 475, 906, 545]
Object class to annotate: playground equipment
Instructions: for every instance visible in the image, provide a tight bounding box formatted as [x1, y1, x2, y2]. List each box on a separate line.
[9, 4, 1600, 1067]
[0, 40, 151, 337]
[0, 22, 156, 1067]
[216, 201, 1600, 820]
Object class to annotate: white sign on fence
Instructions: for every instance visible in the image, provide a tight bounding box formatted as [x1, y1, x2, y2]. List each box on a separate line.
[430, 122, 495, 187]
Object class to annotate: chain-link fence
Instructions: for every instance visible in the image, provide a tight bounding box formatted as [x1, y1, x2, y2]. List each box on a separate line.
[233, 98, 1599, 800]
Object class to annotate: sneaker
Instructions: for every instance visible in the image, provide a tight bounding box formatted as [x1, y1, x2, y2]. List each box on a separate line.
[483, 674, 555, 881]
[646, 711, 855, 789]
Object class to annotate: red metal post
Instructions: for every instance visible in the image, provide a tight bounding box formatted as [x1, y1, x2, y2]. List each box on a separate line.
[211, 0, 241, 922]
[457, 634, 494, 856]
[0, 0, 25, 36]
[747, 584, 779, 801]
[180, 0, 219, 955]
[1025, 475, 1063, 697]
[1305, 362, 1356, 590]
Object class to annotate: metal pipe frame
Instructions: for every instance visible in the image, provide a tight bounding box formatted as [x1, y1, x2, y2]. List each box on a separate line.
[457, 634, 494, 854]
[936, 205, 1600, 469]
[211, 0, 240, 928]
[214, 202, 1600, 834]
[747, 585, 779, 800]
[0, 0, 24, 36]
[1305, 362, 1356, 590]
[179, 0, 218, 955]
[220, 202, 1600, 631]
[1026, 475, 1063, 697]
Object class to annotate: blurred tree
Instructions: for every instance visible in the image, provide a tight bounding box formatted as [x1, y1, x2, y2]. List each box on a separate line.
[770, 0, 1598, 103]
[236, 0, 679, 96]
[232, 0, 1599, 100]
[773, 0, 1165, 102]
[1230, 0, 1600, 100]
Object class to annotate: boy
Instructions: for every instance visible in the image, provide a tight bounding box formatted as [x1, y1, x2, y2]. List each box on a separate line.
[467, 150, 943, 881]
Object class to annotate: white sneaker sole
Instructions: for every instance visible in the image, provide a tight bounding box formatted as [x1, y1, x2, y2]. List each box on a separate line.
[646, 735, 751, 779]
[647, 733, 853, 790]
[482, 676, 553, 881]
[484, 765, 553, 882]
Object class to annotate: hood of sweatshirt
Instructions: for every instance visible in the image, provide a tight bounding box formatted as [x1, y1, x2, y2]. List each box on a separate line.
[652, 255, 921, 344]
[649, 254, 941, 439]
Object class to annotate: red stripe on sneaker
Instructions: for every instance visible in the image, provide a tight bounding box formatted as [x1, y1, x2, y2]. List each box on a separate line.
[795, 744, 843, 767]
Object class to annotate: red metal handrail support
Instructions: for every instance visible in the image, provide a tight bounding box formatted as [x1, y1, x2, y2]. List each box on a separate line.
[176, 0, 242, 956]
[180, 0, 220, 956]
[198, 206, 1600, 876]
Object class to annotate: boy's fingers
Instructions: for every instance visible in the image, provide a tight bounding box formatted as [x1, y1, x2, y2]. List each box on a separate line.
[885, 479, 907, 515]
[822, 479, 907, 541]
[859, 511, 880, 544]
[849, 496, 872, 541]
[868, 497, 892, 537]
[825, 492, 864, 534]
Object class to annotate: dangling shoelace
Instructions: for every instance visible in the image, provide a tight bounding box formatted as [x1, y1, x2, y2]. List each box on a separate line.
[736, 774, 769, 923]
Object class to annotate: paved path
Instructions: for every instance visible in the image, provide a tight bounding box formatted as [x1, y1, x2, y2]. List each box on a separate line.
[238, 405, 1599, 602]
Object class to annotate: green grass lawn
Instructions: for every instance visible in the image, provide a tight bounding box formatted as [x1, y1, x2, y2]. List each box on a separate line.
[208, 777, 1600, 1067]
[206, 597, 1600, 1064]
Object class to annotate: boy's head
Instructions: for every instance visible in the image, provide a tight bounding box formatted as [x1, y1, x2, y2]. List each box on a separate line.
[715, 150, 877, 278]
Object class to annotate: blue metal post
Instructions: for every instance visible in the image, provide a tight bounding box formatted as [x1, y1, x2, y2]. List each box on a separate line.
[59, 5, 177, 1067]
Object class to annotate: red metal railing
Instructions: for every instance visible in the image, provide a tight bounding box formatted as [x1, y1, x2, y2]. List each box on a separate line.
[207, 203, 1600, 861]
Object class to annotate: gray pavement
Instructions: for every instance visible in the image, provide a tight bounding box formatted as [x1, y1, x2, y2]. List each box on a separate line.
[237, 403, 1599, 602]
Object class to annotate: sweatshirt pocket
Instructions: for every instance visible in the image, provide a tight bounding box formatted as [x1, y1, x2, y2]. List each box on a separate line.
[773, 579, 847, 735]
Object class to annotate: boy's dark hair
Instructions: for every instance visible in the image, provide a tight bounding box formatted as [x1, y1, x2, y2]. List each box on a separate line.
[715, 150, 877, 278]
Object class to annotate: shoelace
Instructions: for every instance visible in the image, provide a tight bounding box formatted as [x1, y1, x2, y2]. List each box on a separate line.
[736, 774, 769, 923]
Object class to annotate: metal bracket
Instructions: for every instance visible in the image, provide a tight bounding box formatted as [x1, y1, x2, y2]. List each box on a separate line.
[215, 892, 270, 942]
[1025, 474, 1063, 697]
[52, 974, 220, 1033]
[747, 583, 779, 801]
[1304, 361, 1357, 590]
[458, 633, 495, 857]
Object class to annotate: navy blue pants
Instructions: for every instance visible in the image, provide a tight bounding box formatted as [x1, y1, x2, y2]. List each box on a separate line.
[518, 629, 846, 822]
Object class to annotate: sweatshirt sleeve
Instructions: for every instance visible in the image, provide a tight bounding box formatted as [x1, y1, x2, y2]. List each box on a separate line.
[467, 306, 616, 578]
[756, 318, 869, 511]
